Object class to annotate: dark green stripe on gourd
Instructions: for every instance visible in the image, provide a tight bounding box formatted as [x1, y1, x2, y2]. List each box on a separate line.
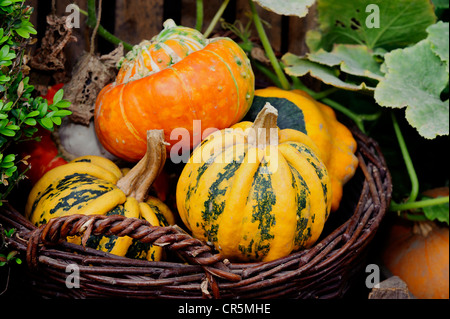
[31, 174, 116, 226]
[86, 204, 125, 251]
[49, 175, 116, 214]
[241, 163, 276, 260]
[71, 158, 92, 164]
[289, 164, 311, 247]
[146, 202, 170, 227]
[201, 159, 242, 242]
[184, 149, 223, 208]
[125, 240, 155, 261]
[287, 142, 329, 214]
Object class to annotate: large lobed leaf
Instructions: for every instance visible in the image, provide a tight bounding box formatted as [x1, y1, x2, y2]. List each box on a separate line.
[427, 21, 449, 72]
[310, 0, 436, 51]
[374, 37, 449, 139]
[306, 44, 385, 80]
[252, 0, 316, 18]
[282, 51, 377, 91]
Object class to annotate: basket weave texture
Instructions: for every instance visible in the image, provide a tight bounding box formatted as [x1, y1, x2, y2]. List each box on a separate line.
[0, 127, 392, 299]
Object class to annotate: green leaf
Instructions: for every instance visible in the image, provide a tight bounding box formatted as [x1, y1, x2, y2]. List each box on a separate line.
[252, 0, 316, 18]
[51, 116, 61, 125]
[54, 100, 71, 108]
[432, 0, 449, 9]
[53, 109, 72, 117]
[426, 21, 449, 72]
[311, 0, 436, 51]
[38, 117, 54, 130]
[282, 52, 376, 91]
[0, 128, 15, 137]
[14, 27, 30, 39]
[306, 44, 384, 80]
[38, 102, 48, 117]
[2, 154, 14, 162]
[0, 161, 14, 168]
[0, 44, 10, 58]
[374, 40, 449, 139]
[26, 110, 40, 118]
[422, 197, 449, 225]
[24, 117, 36, 126]
[52, 89, 64, 105]
[5, 165, 17, 176]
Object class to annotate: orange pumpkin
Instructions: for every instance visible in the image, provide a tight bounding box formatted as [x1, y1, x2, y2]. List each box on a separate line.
[382, 218, 449, 299]
[94, 19, 255, 162]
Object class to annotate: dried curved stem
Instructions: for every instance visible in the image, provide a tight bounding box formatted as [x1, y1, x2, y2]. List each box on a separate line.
[248, 103, 279, 147]
[116, 130, 166, 202]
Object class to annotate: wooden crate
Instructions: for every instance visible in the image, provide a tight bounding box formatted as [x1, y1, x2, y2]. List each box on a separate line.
[26, 0, 316, 72]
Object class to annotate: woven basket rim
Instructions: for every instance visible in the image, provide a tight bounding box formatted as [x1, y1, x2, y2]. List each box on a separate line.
[0, 126, 392, 299]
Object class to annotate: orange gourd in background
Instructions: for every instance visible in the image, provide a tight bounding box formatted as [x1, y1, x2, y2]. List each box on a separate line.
[382, 219, 449, 299]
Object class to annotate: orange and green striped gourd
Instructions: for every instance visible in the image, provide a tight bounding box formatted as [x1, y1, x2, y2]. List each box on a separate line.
[25, 130, 175, 261]
[245, 87, 359, 212]
[176, 104, 332, 262]
[95, 19, 255, 162]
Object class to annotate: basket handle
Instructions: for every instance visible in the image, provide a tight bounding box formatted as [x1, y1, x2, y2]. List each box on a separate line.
[26, 213, 241, 282]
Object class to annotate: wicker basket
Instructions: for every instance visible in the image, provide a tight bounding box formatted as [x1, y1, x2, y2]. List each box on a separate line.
[0, 126, 392, 299]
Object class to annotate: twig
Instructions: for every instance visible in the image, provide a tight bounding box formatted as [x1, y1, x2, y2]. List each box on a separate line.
[0, 266, 10, 296]
[89, 0, 102, 55]
[75, 3, 133, 51]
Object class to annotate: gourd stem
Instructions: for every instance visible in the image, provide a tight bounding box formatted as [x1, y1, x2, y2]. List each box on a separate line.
[391, 111, 419, 203]
[252, 60, 282, 88]
[288, 74, 380, 132]
[249, 0, 290, 90]
[116, 130, 166, 202]
[196, 0, 204, 32]
[249, 103, 279, 147]
[204, 0, 230, 38]
[321, 98, 366, 133]
[390, 196, 449, 212]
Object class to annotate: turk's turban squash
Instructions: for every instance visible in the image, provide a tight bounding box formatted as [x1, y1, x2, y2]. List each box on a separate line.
[245, 87, 359, 212]
[94, 19, 255, 162]
[176, 104, 332, 262]
[25, 130, 175, 261]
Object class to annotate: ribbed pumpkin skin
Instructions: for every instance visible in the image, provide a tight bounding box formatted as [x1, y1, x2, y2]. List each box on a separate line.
[382, 220, 449, 299]
[176, 121, 332, 262]
[248, 87, 358, 212]
[25, 156, 175, 261]
[115, 20, 208, 84]
[95, 22, 255, 162]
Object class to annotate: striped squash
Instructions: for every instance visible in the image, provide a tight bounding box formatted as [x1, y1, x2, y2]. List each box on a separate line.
[95, 19, 255, 162]
[176, 104, 332, 262]
[25, 130, 175, 261]
[245, 87, 359, 212]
